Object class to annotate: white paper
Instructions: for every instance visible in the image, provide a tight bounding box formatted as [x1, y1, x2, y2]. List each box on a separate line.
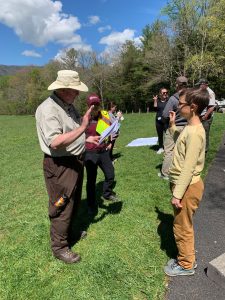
[99, 120, 120, 144]
[126, 137, 158, 147]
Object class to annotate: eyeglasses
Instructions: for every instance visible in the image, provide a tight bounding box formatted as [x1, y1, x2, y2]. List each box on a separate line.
[178, 101, 189, 107]
[162, 92, 168, 95]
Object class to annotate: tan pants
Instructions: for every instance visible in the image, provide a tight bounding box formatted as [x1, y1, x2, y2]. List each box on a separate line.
[172, 179, 204, 269]
[161, 126, 184, 177]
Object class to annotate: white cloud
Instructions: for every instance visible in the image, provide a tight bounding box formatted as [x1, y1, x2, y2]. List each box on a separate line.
[99, 29, 136, 46]
[0, 0, 91, 50]
[22, 50, 42, 58]
[88, 15, 100, 25]
[99, 29, 142, 60]
[133, 36, 142, 47]
[98, 25, 112, 33]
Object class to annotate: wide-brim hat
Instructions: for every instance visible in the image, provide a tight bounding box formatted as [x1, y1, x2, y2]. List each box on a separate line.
[48, 70, 88, 92]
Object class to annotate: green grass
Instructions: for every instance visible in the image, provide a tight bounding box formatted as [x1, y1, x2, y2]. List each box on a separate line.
[0, 113, 224, 300]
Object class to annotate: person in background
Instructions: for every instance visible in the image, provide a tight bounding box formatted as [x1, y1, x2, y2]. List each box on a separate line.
[195, 78, 216, 153]
[107, 101, 123, 160]
[153, 88, 169, 154]
[164, 88, 209, 276]
[159, 76, 188, 180]
[85, 94, 119, 216]
[35, 70, 99, 264]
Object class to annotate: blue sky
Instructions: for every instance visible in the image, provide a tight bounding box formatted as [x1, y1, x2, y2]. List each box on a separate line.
[0, 0, 167, 66]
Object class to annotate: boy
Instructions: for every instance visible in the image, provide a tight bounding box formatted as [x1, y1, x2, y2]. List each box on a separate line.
[164, 88, 209, 276]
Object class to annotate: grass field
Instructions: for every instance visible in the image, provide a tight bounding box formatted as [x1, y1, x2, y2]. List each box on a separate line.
[0, 113, 224, 300]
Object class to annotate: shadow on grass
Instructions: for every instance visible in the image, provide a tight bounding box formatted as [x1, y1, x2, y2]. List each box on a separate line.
[112, 152, 122, 160]
[69, 180, 122, 246]
[149, 145, 159, 151]
[155, 206, 177, 259]
[155, 163, 162, 170]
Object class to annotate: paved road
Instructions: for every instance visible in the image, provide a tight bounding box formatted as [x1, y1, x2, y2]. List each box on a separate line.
[166, 134, 225, 300]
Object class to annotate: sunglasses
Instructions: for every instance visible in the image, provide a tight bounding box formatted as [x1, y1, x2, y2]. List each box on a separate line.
[162, 92, 168, 95]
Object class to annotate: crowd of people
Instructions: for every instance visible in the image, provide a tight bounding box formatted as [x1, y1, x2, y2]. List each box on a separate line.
[35, 69, 215, 277]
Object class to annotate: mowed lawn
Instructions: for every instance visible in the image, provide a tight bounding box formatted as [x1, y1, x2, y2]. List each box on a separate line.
[0, 113, 224, 300]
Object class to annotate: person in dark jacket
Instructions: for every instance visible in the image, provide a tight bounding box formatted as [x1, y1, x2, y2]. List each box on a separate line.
[153, 88, 169, 154]
[84, 94, 119, 216]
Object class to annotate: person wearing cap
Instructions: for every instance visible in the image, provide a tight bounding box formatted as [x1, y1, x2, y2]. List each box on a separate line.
[84, 94, 119, 215]
[159, 76, 188, 179]
[195, 78, 216, 152]
[35, 70, 99, 264]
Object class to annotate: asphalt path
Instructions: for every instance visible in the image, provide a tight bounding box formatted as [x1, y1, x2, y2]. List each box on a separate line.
[166, 134, 225, 300]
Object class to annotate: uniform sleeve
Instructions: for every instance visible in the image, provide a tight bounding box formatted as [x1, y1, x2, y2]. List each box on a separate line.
[173, 131, 204, 199]
[162, 96, 177, 119]
[39, 110, 62, 146]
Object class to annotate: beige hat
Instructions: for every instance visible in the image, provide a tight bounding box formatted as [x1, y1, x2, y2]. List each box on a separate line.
[48, 70, 88, 92]
[176, 76, 188, 84]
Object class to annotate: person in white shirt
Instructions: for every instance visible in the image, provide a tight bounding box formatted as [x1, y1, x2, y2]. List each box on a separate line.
[195, 78, 216, 152]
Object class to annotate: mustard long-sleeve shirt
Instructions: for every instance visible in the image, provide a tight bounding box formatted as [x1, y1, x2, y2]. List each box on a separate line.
[169, 123, 206, 199]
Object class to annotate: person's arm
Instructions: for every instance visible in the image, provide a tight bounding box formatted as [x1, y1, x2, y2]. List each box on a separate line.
[202, 88, 216, 120]
[201, 106, 215, 120]
[162, 96, 175, 121]
[153, 95, 158, 108]
[50, 105, 97, 149]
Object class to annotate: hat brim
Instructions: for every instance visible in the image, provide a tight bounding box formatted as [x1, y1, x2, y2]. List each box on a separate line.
[195, 80, 208, 86]
[48, 81, 88, 92]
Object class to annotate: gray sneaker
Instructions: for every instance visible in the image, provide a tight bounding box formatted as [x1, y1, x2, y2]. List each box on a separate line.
[167, 258, 197, 269]
[164, 261, 195, 276]
[158, 172, 169, 180]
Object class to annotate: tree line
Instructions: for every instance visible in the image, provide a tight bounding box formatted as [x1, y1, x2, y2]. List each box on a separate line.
[0, 0, 224, 115]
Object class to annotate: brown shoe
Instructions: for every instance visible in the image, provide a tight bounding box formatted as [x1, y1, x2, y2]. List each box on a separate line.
[54, 249, 81, 264]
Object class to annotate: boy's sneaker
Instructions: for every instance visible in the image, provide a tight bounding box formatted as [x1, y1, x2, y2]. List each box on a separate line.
[156, 148, 164, 154]
[103, 193, 120, 202]
[158, 172, 169, 180]
[167, 258, 197, 269]
[164, 261, 195, 276]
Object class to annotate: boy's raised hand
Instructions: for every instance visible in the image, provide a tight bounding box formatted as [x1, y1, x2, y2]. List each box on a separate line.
[169, 111, 176, 127]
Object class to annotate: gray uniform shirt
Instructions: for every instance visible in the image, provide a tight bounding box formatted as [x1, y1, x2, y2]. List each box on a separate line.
[35, 93, 85, 157]
[162, 92, 187, 127]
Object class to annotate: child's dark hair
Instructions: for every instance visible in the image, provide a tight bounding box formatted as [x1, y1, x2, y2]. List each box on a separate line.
[179, 88, 210, 115]
[107, 101, 117, 110]
[159, 87, 168, 93]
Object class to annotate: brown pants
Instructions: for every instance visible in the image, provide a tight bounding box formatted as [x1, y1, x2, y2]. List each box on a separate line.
[43, 155, 84, 255]
[172, 179, 204, 269]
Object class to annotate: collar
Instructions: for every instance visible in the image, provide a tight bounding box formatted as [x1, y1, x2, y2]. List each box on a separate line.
[51, 92, 80, 121]
[51, 92, 73, 114]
